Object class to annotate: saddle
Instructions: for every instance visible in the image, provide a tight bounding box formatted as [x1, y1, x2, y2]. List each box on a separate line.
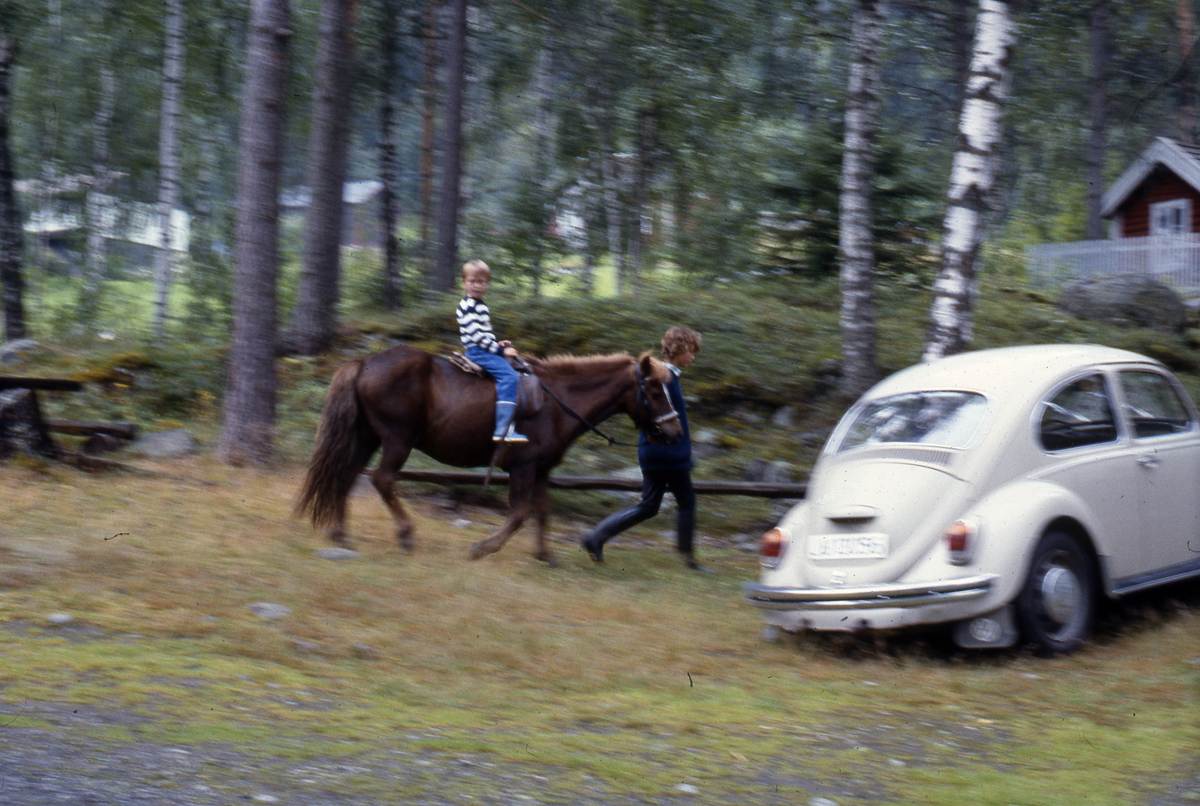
[446, 353, 544, 421]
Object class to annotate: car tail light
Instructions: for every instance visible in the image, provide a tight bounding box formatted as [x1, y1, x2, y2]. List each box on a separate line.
[759, 527, 789, 568]
[943, 519, 978, 565]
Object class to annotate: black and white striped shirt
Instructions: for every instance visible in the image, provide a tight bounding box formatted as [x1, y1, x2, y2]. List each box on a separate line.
[456, 296, 502, 353]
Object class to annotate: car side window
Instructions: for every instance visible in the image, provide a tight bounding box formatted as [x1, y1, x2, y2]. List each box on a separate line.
[1120, 371, 1195, 438]
[1039, 374, 1118, 452]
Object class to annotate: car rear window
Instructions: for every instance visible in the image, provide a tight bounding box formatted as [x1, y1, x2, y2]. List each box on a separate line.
[833, 391, 989, 453]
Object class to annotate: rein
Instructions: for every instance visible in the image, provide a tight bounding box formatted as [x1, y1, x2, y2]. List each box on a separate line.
[517, 357, 668, 448]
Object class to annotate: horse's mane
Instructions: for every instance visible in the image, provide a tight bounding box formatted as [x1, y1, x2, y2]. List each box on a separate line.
[524, 351, 671, 383]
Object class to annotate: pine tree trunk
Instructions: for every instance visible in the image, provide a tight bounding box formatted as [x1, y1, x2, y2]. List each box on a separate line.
[432, 0, 466, 293]
[602, 147, 626, 296]
[923, 0, 1015, 362]
[378, 0, 402, 312]
[1179, 0, 1196, 144]
[1085, 0, 1110, 240]
[219, 0, 290, 467]
[530, 43, 555, 298]
[0, 31, 24, 342]
[419, 0, 442, 272]
[837, 0, 884, 401]
[284, 0, 355, 355]
[152, 0, 186, 340]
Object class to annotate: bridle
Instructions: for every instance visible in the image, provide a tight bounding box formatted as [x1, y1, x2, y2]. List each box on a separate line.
[635, 364, 679, 443]
[516, 357, 677, 447]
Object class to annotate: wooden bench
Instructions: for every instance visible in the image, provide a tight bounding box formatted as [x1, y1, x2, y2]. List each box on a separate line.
[0, 375, 137, 459]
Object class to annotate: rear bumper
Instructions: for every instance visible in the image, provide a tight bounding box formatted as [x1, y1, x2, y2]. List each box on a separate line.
[743, 574, 998, 610]
[742, 574, 999, 632]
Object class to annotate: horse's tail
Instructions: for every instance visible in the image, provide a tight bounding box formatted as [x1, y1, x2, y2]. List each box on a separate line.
[294, 359, 379, 530]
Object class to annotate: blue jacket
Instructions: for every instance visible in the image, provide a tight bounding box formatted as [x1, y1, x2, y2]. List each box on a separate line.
[638, 367, 692, 471]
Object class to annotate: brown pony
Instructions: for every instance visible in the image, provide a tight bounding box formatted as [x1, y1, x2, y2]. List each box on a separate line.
[295, 345, 683, 565]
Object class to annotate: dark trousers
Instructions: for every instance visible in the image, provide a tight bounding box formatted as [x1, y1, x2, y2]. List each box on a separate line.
[589, 467, 696, 554]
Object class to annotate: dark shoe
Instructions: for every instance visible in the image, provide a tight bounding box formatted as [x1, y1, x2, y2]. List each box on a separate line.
[685, 555, 714, 573]
[582, 535, 604, 563]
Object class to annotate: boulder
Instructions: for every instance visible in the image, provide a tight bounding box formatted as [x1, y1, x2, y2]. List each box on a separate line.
[131, 429, 196, 458]
[1058, 274, 1187, 334]
[0, 339, 41, 363]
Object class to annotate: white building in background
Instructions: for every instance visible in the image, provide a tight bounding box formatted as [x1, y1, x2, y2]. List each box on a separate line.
[15, 175, 192, 266]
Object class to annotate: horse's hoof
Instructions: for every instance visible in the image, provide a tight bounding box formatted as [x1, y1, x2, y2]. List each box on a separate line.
[468, 541, 488, 560]
[536, 552, 560, 568]
[397, 529, 415, 553]
[330, 533, 352, 549]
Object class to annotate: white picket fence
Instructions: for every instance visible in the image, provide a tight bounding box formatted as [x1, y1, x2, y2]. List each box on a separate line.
[1026, 234, 1200, 297]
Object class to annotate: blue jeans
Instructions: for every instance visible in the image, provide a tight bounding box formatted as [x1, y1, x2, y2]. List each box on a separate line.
[466, 347, 519, 405]
[588, 467, 696, 555]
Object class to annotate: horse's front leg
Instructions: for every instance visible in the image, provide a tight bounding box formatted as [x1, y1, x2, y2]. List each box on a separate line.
[468, 466, 534, 560]
[467, 505, 528, 559]
[530, 476, 556, 567]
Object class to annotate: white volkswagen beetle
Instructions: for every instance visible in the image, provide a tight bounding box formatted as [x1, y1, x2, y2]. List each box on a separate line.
[744, 344, 1200, 654]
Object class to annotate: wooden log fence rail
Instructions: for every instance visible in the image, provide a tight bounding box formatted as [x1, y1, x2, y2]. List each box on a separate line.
[391, 469, 807, 499]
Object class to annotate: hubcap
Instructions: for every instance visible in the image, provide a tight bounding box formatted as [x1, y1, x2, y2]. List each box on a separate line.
[1040, 564, 1082, 626]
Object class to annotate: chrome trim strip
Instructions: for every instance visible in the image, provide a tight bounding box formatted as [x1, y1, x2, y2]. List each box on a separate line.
[742, 574, 998, 611]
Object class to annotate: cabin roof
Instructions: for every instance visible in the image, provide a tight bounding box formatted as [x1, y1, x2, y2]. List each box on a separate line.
[1101, 136, 1200, 218]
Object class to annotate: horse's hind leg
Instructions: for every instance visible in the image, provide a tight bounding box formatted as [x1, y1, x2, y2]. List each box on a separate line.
[370, 441, 417, 551]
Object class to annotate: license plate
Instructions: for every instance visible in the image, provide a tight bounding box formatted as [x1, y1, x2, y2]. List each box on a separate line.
[807, 533, 889, 560]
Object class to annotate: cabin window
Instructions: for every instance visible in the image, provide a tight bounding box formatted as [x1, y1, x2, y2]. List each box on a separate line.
[1040, 374, 1118, 451]
[1150, 198, 1191, 235]
[1119, 370, 1196, 438]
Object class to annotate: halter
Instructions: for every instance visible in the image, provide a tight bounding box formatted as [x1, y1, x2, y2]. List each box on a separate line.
[517, 357, 676, 447]
[636, 364, 680, 440]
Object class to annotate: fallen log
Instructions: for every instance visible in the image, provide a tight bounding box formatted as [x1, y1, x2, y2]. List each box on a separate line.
[0, 376, 84, 392]
[45, 419, 138, 440]
[390, 469, 807, 498]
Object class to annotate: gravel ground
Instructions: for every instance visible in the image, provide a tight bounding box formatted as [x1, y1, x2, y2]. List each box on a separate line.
[3, 692, 1198, 806]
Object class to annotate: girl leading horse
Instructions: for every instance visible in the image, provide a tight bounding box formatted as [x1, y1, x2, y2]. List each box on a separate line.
[295, 345, 682, 566]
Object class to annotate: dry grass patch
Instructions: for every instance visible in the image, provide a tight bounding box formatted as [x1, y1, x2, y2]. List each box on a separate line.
[1, 458, 1198, 805]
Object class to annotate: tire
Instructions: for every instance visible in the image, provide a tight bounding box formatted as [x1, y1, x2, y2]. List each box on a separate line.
[1016, 530, 1097, 656]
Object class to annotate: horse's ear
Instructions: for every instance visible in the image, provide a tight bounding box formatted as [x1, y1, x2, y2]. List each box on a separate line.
[639, 352, 667, 383]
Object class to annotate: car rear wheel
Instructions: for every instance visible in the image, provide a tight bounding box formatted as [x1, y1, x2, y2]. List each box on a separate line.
[1016, 530, 1096, 655]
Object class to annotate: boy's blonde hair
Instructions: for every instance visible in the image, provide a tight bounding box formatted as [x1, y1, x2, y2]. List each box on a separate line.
[661, 326, 702, 362]
[462, 259, 491, 280]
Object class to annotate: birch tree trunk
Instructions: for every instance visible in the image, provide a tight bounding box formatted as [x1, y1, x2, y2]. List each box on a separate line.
[152, 0, 186, 340]
[1085, 0, 1110, 240]
[83, 63, 115, 325]
[923, 0, 1015, 362]
[419, 0, 442, 271]
[219, 0, 290, 467]
[837, 0, 884, 401]
[283, 0, 355, 355]
[0, 29, 24, 341]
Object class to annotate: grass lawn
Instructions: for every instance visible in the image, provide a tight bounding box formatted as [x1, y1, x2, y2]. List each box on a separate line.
[1, 456, 1197, 805]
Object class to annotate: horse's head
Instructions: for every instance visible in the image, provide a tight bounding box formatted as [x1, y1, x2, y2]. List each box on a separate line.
[635, 353, 684, 445]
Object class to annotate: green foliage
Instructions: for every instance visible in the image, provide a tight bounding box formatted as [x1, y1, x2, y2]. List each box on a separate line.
[754, 120, 942, 280]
